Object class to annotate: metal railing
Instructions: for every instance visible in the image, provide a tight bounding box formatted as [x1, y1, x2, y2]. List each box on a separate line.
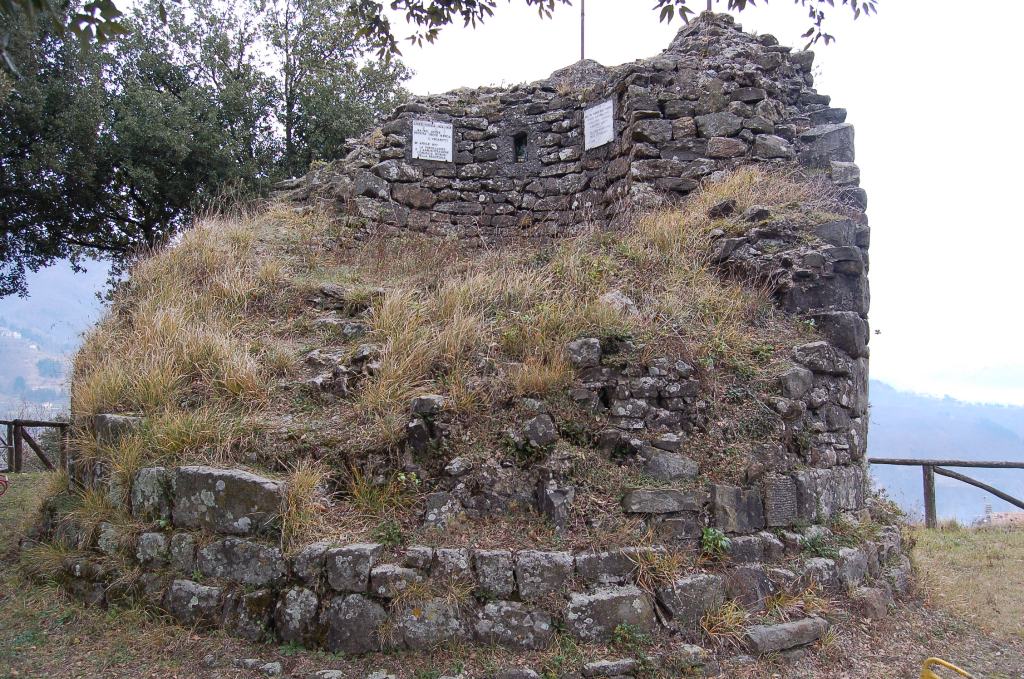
[869, 457, 1024, 528]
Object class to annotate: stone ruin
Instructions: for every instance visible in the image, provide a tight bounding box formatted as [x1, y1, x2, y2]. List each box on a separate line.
[280, 12, 864, 243]
[37, 14, 910, 676]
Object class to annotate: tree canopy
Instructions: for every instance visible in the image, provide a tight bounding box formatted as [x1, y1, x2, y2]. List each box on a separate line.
[0, 0, 408, 297]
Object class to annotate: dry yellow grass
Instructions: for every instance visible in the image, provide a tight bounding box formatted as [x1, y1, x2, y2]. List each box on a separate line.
[700, 599, 751, 650]
[70, 212, 299, 487]
[913, 524, 1024, 639]
[63, 166, 842, 546]
[326, 168, 830, 456]
[279, 459, 332, 554]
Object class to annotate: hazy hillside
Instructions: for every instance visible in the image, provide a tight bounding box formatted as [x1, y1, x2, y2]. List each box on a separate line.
[868, 380, 1024, 523]
[0, 260, 108, 419]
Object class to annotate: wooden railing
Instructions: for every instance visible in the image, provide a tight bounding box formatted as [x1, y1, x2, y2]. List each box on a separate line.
[1, 419, 70, 473]
[869, 457, 1024, 529]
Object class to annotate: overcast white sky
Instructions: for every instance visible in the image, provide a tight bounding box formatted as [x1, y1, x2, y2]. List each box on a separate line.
[382, 0, 1024, 405]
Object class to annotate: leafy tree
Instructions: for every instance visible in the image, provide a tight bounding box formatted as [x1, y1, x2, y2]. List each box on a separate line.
[263, 0, 410, 177]
[0, 0, 125, 73]
[0, 10, 269, 295]
[0, 1, 408, 296]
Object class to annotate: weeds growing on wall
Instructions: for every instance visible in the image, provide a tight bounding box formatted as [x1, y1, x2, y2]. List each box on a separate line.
[67, 167, 840, 548]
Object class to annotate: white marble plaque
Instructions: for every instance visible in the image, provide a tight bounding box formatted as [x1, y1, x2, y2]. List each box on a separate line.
[411, 119, 453, 162]
[584, 99, 615, 150]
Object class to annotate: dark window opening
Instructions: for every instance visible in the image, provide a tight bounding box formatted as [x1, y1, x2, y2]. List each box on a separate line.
[513, 132, 528, 162]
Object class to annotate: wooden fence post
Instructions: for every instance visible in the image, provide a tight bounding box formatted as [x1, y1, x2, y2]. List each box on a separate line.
[12, 422, 24, 473]
[923, 464, 937, 529]
[3, 422, 12, 472]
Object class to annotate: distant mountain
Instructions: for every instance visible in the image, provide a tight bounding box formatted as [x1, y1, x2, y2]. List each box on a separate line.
[868, 380, 1024, 523]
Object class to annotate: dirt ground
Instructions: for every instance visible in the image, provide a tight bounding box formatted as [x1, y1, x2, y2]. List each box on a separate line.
[1, 472, 1022, 679]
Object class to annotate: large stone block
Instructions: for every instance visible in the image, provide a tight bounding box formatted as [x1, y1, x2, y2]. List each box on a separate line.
[565, 338, 602, 368]
[836, 546, 869, 590]
[92, 413, 143, 445]
[369, 564, 423, 598]
[474, 601, 554, 650]
[131, 467, 171, 521]
[745, 617, 829, 654]
[474, 549, 516, 597]
[326, 543, 383, 592]
[397, 597, 471, 649]
[275, 587, 320, 646]
[809, 311, 869, 359]
[695, 112, 743, 138]
[565, 585, 656, 642]
[632, 119, 673, 144]
[169, 533, 200, 574]
[222, 588, 274, 641]
[778, 366, 813, 399]
[725, 564, 776, 610]
[171, 466, 283, 536]
[850, 586, 891, 620]
[800, 557, 839, 591]
[164, 579, 223, 628]
[575, 550, 637, 586]
[642, 451, 698, 482]
[655, 573, 725, 630]
[798, 123, 854, 168]
[711, 485, 765, 534]
[196, 538, 286, 586]
[136, 532, 169, 566]
[581, 659, 640, 677]
[514, 550, 574, 600]
[391, 183, 437, 209]
[292, 541, 331, 587]
[792, 342, 853, 376]
[432, 547, 473, 580]
[793, 466, 866, 522]
[707, 136, 748, 158]
[727, 532, 784, 563]
[96, 522, 122, 556]
[621, 488, 706, 514]
[753, 134, 794, 159]
[322, 594, 388, 654]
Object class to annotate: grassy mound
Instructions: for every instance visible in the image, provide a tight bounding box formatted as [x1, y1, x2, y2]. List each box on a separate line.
[69, 167, 844, 551]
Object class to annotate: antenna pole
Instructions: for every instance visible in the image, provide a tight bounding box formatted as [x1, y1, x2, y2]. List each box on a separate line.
[580, 0, 585, 61]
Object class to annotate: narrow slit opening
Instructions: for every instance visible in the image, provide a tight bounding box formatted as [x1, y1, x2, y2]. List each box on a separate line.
[513, 132, 528, 162]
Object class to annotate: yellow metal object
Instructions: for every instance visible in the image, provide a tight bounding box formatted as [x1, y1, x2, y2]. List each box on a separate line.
[921, 657, 974, 679]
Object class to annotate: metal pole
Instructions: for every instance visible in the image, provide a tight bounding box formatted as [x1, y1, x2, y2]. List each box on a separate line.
[580, 0, 585, 61]
[923, 465, 937, 529]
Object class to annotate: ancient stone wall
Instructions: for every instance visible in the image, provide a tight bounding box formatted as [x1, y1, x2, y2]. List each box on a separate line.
[274, 13, 875, 550]
[46, 461, 909, 665]
[279, 13, 864, 242]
